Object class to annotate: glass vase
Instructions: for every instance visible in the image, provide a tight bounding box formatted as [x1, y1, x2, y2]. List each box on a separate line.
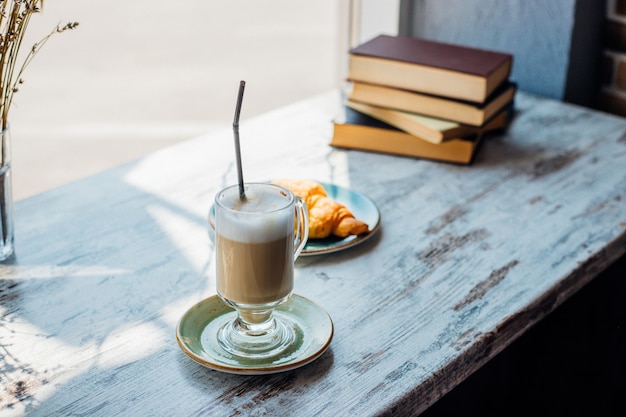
[0, 126, 14, 261]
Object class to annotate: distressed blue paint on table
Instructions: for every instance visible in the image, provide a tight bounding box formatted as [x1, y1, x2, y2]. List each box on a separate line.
[1, 91, 625, 416]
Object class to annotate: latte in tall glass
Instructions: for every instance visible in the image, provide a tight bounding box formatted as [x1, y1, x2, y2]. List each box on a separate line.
[214, 183, 308, 358]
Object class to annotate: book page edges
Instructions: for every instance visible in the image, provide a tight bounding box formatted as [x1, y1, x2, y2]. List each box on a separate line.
[345, 100, 450, 143]
[349, 82, 515, 126]
[349, 55, 491, 103]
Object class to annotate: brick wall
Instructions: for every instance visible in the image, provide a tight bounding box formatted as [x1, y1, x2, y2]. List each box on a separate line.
[598, 0, 626, 116]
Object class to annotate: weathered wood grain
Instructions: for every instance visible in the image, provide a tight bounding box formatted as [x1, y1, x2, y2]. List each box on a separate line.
[1, 91, 625, 416]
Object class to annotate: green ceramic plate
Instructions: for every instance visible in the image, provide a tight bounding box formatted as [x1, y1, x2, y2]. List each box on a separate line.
[176, 294, 333, 375]
[208, 181, 381, 256]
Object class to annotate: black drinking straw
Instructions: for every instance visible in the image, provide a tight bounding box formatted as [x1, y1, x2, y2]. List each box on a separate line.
[232, 80, 246, 200]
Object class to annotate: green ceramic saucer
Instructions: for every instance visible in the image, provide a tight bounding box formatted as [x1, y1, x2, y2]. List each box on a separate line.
[176, 294, 333, 375]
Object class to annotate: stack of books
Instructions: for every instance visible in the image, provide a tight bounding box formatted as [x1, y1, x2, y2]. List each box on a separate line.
[330, 34, 516, 164]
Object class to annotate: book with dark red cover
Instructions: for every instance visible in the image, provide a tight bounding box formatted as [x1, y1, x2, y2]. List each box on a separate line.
[350, 34, 512, 77]
[348, 35, 513, 103]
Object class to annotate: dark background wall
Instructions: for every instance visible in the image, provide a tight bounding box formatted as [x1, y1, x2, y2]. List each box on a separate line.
[599, 0, 626, 117]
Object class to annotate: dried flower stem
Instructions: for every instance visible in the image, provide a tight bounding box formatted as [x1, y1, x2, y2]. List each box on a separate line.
[0, 0, 78, 133]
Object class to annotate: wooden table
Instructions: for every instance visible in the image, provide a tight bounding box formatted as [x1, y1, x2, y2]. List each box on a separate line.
[1, 91, 625, 416]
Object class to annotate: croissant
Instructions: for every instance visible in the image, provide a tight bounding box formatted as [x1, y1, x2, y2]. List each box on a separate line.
[273, 179, 370, 239]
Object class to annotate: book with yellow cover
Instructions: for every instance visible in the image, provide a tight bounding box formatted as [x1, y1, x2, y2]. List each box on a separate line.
[345, 99, 502, 144]
[330, 105, 511, 165]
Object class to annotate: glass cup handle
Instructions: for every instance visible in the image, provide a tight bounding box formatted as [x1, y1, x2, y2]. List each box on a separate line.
[293, 197, 309, 259]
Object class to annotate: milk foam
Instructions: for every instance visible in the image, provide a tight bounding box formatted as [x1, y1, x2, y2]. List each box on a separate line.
[216, 186, 293, 243]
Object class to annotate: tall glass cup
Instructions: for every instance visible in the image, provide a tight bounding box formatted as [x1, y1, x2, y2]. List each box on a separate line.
[214, 183, 308, 358]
